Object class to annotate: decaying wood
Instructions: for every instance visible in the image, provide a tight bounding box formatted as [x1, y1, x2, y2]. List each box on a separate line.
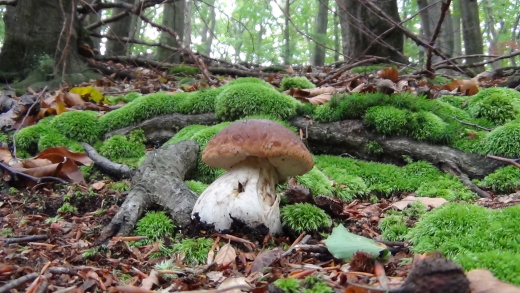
[96, 140, 199, 243]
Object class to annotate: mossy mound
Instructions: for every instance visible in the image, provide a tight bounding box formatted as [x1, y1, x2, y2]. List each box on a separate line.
[363, 106, 409, 136]
[185, 180, 208, 195]
[280, 76, 315, 90]
[280, 203, 331, 233]
[175, 88, 222, 114]
[168, 65, 200, 75]
[15, 123, 83, 157]
[474, 166, 520, 194]
[408, 203, 520, 284]
[99, 92, 190, 133]
[481, 121, 520, 158]
[214, 83, 299, 121]
[466, 87, 520, 125]
[99, 134, 146, 168]
[50, 111, 102, 144]
[225, 77, 271, 86]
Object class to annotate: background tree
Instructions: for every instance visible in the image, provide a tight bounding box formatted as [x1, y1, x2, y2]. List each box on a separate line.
[312, 0, 329, 66]
[106, 0, 137, 56]
[335, 0, 407, 63]
[417, 0, 454, 66]
[458, 0, 484, 73]
[157, 0, 186, 63]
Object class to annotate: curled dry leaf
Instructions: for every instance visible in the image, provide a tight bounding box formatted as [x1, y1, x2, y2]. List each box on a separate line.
[443, 79, 479, 96]
[377, 67, 399, 82]
[308, 93, 333, 105]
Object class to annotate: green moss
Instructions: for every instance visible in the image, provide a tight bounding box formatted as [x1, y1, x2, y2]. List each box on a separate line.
[366, 141, 384, 155]
[350, 64, 397, 74]
[168, 65, 200, 75]
[99, 134, 146, 168]
[134, 211, 175, 244]
[363, 106, 409, 136]
[273, 278, 300, 293]
[475, 166, 520, 194]
[466, 87, 520, 125]
[226, 77, 271, 86]
[482, 121, 520, 157]
[273, 276, 333, 293]
[409, 204, 520, 284]
[409, 111, 448, 142]
[50, 111, 101, 144]
[281, 203, 331, 233]
[99, 92, 189, 133]
[438, 95, 468, 109]
[38, 131, 83, 153]
[164, 124, 209, 146]
[321, 166, 369, 201]
[172, 237, 213, 265]
[379, 214, 409, 241]
[296, 167, 334, 196]
[176, 88, 221, 114]
[416, 178, 476, 201]
[214, 83, 299, 121]
[185, 180, 208, 195]
[280, 76, 315, 90]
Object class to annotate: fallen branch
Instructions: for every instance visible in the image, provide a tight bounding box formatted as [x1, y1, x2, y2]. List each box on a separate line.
[487, 155, 520, 169]
[1, 235, 48, 246]
[0, 273, 38, 293]
[450, 116, 492, 131]
[80, 143, 134, 179]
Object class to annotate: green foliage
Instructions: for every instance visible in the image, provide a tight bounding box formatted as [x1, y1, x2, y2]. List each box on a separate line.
[482, 121, 520, 157]
[273, 278, 301, 293]
[226, 77, 271, 86]
[409, 204, 520, 284]
[134, 211, 175, 243]
[58, 202, 78, 213]
[281, 203, 331, 233]
[402, 201, 427, 219]
[365, 141, 383, 155]
[320, 166, 369, 201]
[15, 123, 82, 156]
[154, 259, 180, 281]
[466, 87, 520, 125]
[172, 237, 213, 265]
[164, 124, 209, 146]
[168, 65, 200, 75]
[8, 187, 19, 195]
[438, 95, 468, 109]
[475, 166, 520, 194]
[0, 132, 9, 144]
[363, 106, 409, 136]
[176, 88, 221, 114]
[45, 215, 64, 224]
[280, 76, 315, 90]
[379, 214, 409, 241]
[326, 224, 390, 260]
[99, 92, 189, 133]
[99, 134, 146, 168]
[38, 130, 83, 152]
[108, 92, 142, 104]
[416, 178, 476, 201]
[50, 111, 102, 144]
[214, 83, 299, 121]
[108, 181, 131, 192]
[185, 180, 208, 195]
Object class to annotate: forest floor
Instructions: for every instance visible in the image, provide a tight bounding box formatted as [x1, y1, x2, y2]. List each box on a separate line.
[1, 60, 520, 293]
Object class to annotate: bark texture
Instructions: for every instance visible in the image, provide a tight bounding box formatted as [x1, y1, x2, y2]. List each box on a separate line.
[96, 140, 199, 243]
[312, 0, 329, 66]
[106, 0, 136, 56]
[335, 0, 406, 63]
[157, 0, 186, 63]
[458, 0, 485, 73]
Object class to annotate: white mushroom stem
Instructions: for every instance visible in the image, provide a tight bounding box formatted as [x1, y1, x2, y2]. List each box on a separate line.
[191, 157, 283, 234]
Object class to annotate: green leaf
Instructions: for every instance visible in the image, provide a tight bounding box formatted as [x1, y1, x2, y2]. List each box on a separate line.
[325, 224, 389, 260]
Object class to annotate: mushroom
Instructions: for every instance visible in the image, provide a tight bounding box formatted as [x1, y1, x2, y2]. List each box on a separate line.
[191, 119, 313, 234]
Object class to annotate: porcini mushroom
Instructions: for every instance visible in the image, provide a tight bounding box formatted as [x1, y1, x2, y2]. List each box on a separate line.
[191, 119, 313, 234]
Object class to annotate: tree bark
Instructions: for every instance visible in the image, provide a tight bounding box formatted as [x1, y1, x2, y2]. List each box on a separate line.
[312, 0, 329, 66]
[335, 0, 406, 63]
[0, 0, 92, 83]
[458, 0, 485, 73]
[417, 0, 454, 67]
[157, 0, 186, 63]
[96, 140, 199, 243]
[106, 0, 136, 56]
[283, 0, 291, 65]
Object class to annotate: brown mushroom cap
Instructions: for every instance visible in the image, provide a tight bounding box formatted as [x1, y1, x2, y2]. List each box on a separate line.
[202, 119, 314, 180]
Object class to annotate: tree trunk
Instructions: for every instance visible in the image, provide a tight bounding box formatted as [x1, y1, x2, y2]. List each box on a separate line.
[283, 0, 291, 65]
[335, 0, 406, 63]
[0, 0, 92, 83]
[417, 0, 454, 66]
[312, 0, 329, 66]
[157, 0, 186, 63]
[458, 0, 485, 73]
[451, 1, 462, 58]
[106, 0, 136, 56]
[333, 4, 340, 62]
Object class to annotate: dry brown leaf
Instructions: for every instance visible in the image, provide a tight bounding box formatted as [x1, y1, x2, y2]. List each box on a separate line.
[250, 247, 283, 273]
[467, 269, 520, 293]
[63, 92, 85, 107]
[308, 93, 332, 105]
[391, 196, 447, 210]
[141, 269, 159, 290]
[443, 79, 479, 96]
[0, 147, 13, 164]
[215, 243, 236, 266]
[217, 277, 253, 293]
[92, 181, 106, 191]
[36, 146, 92, 166]
[22, 158, 52, 168]
[286, 66, 294, 74]
[377, 67, 399, 82]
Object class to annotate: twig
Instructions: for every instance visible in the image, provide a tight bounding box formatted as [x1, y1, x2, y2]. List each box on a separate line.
[440, 161, 491, 198]
[12, 87, 47, 159]
[318, 57, 378, 86]
[0, 273, 38, 293]
[450, 116, 492, 131]
[487, 155, 520, 169]
[1, 235, 48, 246]
[0, 162, 69, 185]
[425, 0, 452, 75]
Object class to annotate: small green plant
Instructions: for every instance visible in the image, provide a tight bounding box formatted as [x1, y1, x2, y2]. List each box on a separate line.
[280, 76, 315, 90]
[154, 259, 180, 281]
[45, 215, 63, 224]
[273, 278, 301, 293]
[57, 202, 78, 213]
[134, 211, 175, 244]
[366, 141, 384, 154]
[403, 201, 427, 219]
[185, 180, 208, 195]
[0, 228, 14, 237]
[379, 213, 409, 241]
[108, 181, 131, 192]
[172, 237, 213, 265]
[168, 65, 200, 75]
[8, 187, 19, 195]
[281, 203, 331, 233]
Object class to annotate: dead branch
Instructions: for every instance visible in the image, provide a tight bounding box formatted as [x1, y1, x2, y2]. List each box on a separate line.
[318, 57, 378, 86]
[0, 162, 69, 185]
[81, 143, 134, 179]
[0, 0, 16, 5]
[1, 235, 48, 246]
[0, 273, 38, 293]
[487, 155, 520, 169]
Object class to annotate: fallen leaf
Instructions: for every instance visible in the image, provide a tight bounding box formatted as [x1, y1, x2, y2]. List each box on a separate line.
[36, 146, 92, 166]
[443, 79, 479, 96]
[377, 67, 399, 82]
[325, 224, 389, 260]
[92, 181, 106, 191]
[308, 93, 332, 105]
[215, 243, 236, 267]
[217, 277, 252, 293]
[391, 196, 447, 210]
